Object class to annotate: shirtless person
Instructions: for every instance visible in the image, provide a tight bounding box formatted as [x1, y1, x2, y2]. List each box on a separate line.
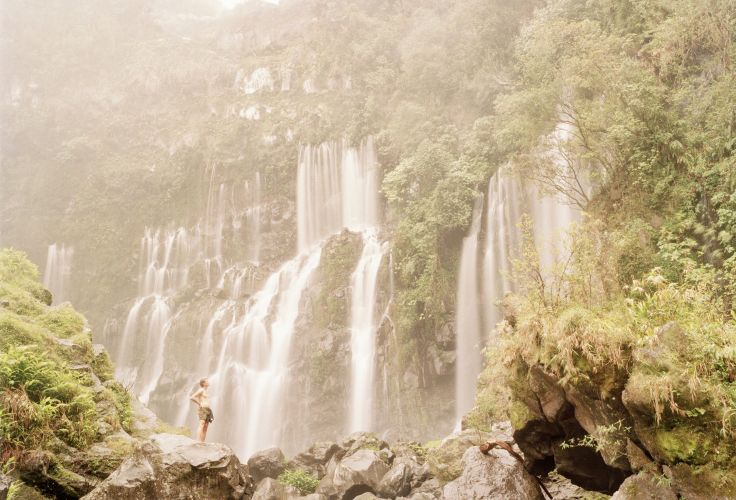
[190, 378, 213, 442]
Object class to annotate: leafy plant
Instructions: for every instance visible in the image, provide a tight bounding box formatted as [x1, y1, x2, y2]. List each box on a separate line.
[278, 469, 319, 495]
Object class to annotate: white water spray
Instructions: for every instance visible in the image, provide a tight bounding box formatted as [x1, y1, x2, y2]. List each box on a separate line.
[43, 243, 74, 304]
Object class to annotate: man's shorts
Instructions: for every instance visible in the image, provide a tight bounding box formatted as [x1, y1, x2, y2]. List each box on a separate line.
[198, 406, 214, 423]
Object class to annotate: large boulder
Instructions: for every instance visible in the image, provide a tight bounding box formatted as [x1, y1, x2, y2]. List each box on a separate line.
[611, 472, 677, 500]
[317, 449, 389, 499]
[376, 462, 411, 498]
[81, 433, 250, 499]
[248, 447, 287, 484]
[290, 441, 345, 478]
[443, 446, 544, 500]
[252, 477, 301, 500]
[426, 429, 491, 482]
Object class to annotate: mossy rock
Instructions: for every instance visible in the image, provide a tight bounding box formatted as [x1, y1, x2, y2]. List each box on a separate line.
[652, 426, 715, 465]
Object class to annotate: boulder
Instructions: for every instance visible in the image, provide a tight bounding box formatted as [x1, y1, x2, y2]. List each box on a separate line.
[81, 433, 250, 499]
[443, 446, 544, 500]
[290, 442, 345, 478]
[317, 449, 389, 499]
[248, 447, 286, 484]
[252, 477, 301, 500]
[611, 472, 677, 500]
[426, 429, 490, 482]
[405, 478, 442, 499]
[341, 433, 389, 457]
[376, 462, 411, 498]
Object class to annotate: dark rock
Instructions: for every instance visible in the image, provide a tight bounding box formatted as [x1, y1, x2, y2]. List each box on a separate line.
[443, 446, 544, 500]
[81, 433, 250, 499]
[248, 447, 287, 484]
[512, 364, 631, 493]
[426, 429, 490, 483]
[406, 478, 442, 499]
[626, 440, 655, 473]
[252, 477, 301, 500]
[376, 462, 411, 498]
[317, 449, 389, 499]
[665, 463, 736, 499]
[611, 471, 677, 500]
[542, 471, 602, 500]
[290, 442, 345, 479]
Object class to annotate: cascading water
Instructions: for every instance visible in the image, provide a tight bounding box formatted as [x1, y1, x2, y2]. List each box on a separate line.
[207, 248, 322, 457]
[349, 229, 387, 433]
[454, 196, 484, 422]
[110, 136, 386, 458]
[482, 172, 524, 336]
[296, 136, 386, 433]
[297, 137, 379, 251]
[43, 243, 74, 304]
[114, 175, 262, 406]
[455, 135, 583, 421]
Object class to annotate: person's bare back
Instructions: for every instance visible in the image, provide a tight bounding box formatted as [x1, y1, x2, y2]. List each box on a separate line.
[190, 378, 213, 442]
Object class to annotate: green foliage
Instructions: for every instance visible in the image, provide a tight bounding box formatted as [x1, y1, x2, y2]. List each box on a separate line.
[278, 469, 319, 495]
[560, 420, 632, 462]
[0, 249, 132, 472]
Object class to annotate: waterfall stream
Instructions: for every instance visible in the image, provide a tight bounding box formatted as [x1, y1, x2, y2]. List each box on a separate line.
[110, 136, 385, 458]
[454, 197, 484, 422]
[455, 161, 581, 423]
[43, 243, 74, 304]
[349, 229, 387, 433]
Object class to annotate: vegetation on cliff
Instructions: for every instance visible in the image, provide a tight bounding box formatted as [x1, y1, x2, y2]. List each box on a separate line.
[468, 0, 736, 493]
[0, 249, 134, 498]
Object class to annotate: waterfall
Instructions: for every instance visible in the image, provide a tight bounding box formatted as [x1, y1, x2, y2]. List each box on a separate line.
[113, 174, 263, 403]
[110, 136, 385, 457]
[297, 136, 385, 432]
[349, 229, 387, 432]
[454, 197, 484, 422]
[455, 155, 582, 422]
[297, 137, 379, 251]
[43, 243, 74, 304]
[482, 173, 524, 336]
[207, 247, 322, 457]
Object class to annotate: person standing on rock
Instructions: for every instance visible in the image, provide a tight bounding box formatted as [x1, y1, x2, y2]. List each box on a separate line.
[190, 377, 214, 442]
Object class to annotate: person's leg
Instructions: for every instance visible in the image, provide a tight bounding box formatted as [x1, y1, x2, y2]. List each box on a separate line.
[202, 421, 209, 441]
[197, 419, 206, 442]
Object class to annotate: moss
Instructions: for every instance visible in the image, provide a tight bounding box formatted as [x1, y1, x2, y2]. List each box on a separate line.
[509, 400, 536, 431]
[7, 481, 49, 500]
[37, 306, 85, 339]
[90, 350, 114, 383]
[313, 232, 362, 329]
[152, 420, 190, 436]
[423, 439, 441, 449]
[653, 426, 714, 465]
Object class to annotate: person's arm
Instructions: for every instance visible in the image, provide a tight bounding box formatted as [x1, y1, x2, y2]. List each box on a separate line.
[190, 388, 203, 406]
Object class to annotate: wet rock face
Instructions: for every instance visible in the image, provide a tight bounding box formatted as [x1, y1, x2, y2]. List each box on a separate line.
[81, 433, 251, 500]
[443, 446, 544, 500]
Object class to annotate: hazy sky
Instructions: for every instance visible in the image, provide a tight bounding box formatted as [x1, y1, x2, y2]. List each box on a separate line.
[220, 0, 279, 10]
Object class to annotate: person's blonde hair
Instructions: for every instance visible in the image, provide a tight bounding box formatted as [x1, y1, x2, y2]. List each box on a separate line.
[199, 378, 208, 387]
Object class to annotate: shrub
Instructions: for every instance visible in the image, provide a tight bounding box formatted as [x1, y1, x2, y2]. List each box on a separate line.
[278, 469, 319, 495]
